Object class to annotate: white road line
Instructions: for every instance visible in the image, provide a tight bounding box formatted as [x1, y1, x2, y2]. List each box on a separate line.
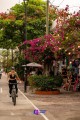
[19, 89, 52, 120]
[0, 88, 2, 93]
[11, 112, 15, 116]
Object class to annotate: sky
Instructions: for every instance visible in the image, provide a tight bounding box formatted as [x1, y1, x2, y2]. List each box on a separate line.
[0, 0, 80, 13]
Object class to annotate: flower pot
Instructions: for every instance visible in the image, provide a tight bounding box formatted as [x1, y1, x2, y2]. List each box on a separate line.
[35, 90, 60, 95]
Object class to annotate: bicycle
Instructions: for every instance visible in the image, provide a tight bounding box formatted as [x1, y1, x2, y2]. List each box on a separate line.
[9, 83, 18, 106]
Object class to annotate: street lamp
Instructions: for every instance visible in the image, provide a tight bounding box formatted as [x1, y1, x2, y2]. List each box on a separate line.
[23, 0, 29, 92]
[22, 64, 27, 93]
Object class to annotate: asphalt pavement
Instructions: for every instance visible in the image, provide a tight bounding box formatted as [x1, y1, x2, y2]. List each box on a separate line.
[0, 73, 80, 120]
[0, 73, 47, 120]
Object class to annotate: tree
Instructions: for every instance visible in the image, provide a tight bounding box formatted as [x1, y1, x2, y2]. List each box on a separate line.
[0, 0, 58, 69]
[0, 12, 24, 49]
[21, 6, 80, 75]
[0, 0, 57, 49]
[22, 34, 60, 75]
[52, 6, 80, 60]
[23, 34, 59, 62]
[11, 0, 55, 40]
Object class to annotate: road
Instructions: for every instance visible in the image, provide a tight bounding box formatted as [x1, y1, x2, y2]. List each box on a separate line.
[1, 73, 80, 120]
[0, 73, 47, 120]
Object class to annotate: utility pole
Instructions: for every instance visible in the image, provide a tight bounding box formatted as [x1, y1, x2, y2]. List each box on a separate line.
[46, 0, 49, 35]
[23, 0, 27, 41]
[45, 0, 49, 76]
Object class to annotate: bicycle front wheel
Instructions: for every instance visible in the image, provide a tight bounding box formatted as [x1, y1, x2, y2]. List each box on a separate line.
[12, 96, 16, 106]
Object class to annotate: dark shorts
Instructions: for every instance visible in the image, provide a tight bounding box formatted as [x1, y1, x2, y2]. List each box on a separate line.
[9, 79, 18, 94]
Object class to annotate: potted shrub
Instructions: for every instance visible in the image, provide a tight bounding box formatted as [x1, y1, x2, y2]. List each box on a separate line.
[28, 74, 63, 95]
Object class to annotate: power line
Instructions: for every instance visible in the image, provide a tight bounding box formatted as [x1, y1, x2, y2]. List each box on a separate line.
[69, 6, 80, 8]
[50, 0, 56, 5]
[49, 0, 57, 8]
[58, 0, 65, 7]
[49, 0, 65, 7]
[49, 0, 80, 10]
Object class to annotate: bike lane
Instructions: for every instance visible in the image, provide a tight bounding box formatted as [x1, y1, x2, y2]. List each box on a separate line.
[0, 73, 48, 120]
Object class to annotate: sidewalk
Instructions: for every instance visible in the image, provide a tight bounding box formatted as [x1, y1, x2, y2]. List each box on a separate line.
[19, 79, 80, 120]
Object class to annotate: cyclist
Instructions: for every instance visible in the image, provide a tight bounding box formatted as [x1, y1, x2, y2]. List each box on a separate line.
[7, 67, 21, 97]
[0, 69, 2, 79]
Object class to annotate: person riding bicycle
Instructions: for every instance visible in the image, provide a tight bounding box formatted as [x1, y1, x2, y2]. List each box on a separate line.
[0, 69, 2, 79]
[7, 67, 21, 97]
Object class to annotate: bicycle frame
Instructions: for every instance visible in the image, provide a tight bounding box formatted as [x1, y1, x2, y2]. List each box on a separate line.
[9, 83, 18, 106]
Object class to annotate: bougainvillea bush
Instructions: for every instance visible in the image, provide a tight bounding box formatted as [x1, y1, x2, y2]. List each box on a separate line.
[22, 34, 60, 63]
[53, 6, 80, 57]
[21, 6, 80, 63]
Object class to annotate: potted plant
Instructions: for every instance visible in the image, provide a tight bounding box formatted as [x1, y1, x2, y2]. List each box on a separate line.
[28, 74, 63, 95]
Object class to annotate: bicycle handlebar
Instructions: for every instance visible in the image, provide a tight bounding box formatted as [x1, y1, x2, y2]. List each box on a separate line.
[8, 82, 20, 85]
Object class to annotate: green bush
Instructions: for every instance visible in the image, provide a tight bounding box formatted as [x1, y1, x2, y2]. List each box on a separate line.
[28, 75, 63, 91]
[53, 75, 63, 87]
